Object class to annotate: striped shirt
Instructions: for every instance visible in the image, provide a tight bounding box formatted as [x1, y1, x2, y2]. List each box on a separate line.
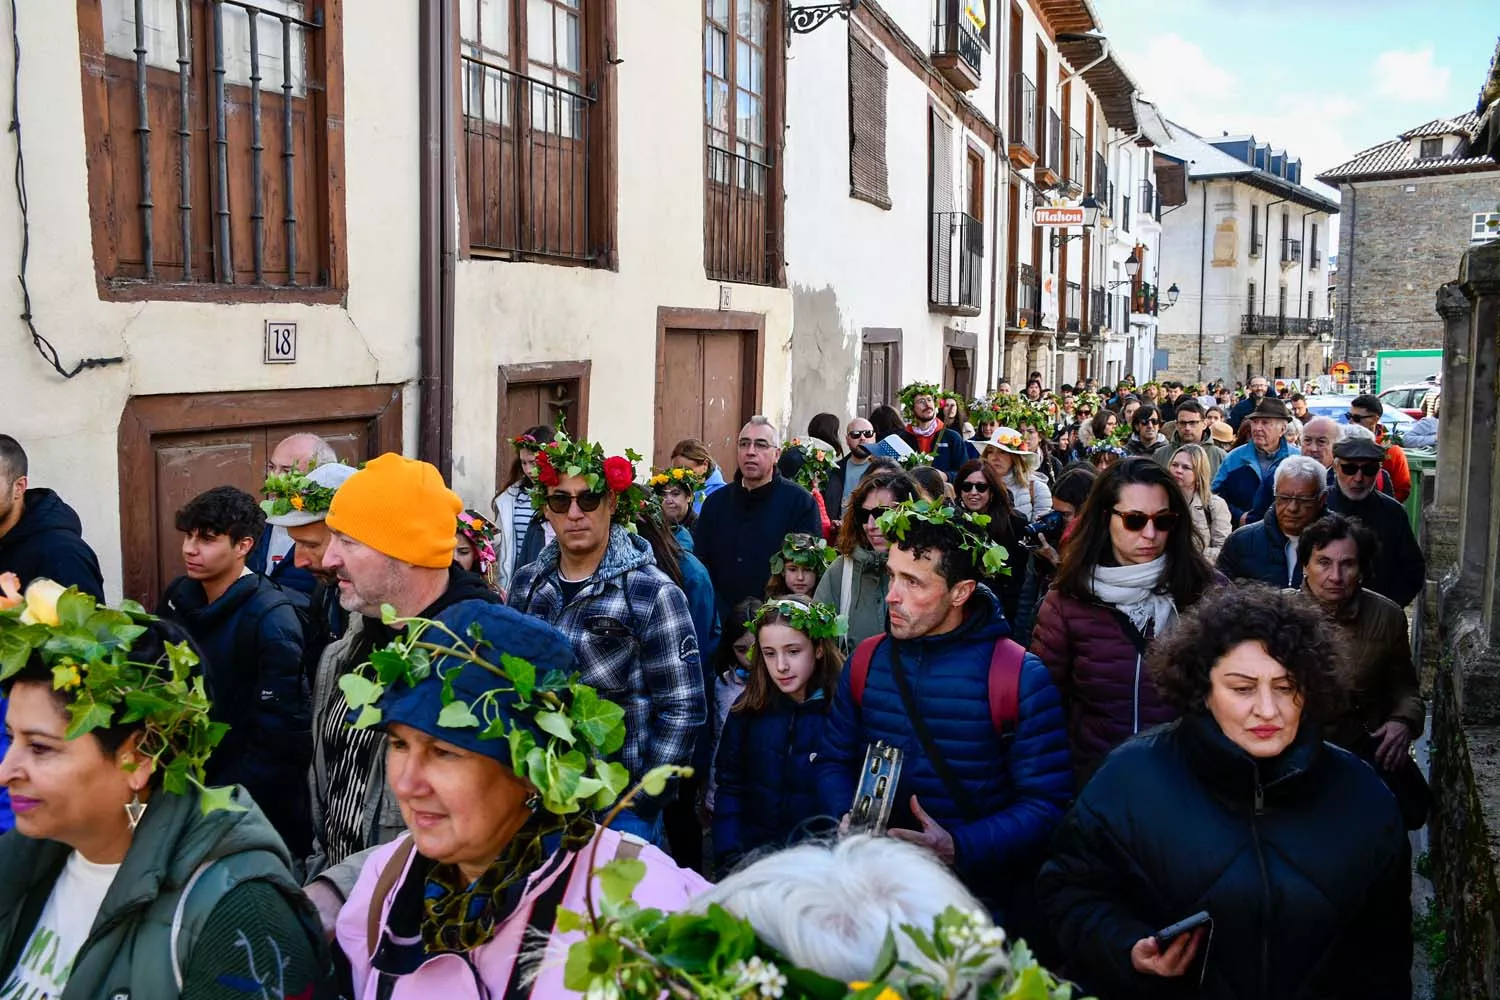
[510, 488, 537, 574]
[319, 682, 385, 867]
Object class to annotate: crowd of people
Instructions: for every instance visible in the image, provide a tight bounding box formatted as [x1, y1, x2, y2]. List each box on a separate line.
[0, 369, 1432, 999]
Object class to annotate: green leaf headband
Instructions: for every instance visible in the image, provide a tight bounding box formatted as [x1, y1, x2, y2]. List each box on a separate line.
[898, 382, 943, 419]
[876, 500, 1011, 578]
[529, 423, 648, 527]
[744, 598, 848, 644]
[0, 578, 238, 813]
[260, 469, 338, 520]
[339, 606, 632, 817]
[768, 533, 837, 576]
[783, 438, 839, 491]
[558, 862, 1094, 1000]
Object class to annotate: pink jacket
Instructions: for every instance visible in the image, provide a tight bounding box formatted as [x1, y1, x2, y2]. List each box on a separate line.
[338, 828, 711, 999]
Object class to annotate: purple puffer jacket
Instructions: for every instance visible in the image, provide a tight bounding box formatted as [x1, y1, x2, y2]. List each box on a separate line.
[1030, 588, 1178, 789]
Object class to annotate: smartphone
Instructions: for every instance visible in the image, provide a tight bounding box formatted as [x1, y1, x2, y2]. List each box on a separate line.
[1154, 911, 1211, 950]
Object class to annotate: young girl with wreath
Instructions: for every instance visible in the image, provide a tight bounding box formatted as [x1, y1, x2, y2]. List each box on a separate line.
[711, 598, 846, 872]
[764, 532, 836, 600]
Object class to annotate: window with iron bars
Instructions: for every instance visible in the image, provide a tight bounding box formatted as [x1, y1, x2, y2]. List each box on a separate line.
[80, 0, 342, 296]
[704, 0, 781, 286]
[459, 0, 614, 265]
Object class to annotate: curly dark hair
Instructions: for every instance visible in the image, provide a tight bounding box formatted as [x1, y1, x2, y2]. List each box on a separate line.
[1297, 513, 1378, 584]
[174, 485, 264, 545]
[1149, 583, 1346, 722]
[891, 511, 986, 588]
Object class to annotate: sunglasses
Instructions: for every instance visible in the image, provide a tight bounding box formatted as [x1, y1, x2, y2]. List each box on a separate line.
[1346, 411, 1378, 423]
[1111, 509, 1180, 532]
[1338, 461, 1381, 478]
[1137, 418, 1161, 427]
[960, 481, 990, 493]
[544, 490, 605, 514]
[848, 429, 876, 439]
[860, 504, 894, 523]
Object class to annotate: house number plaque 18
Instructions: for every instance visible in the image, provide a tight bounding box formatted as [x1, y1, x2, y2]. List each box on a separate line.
[264, 321, 297, 364]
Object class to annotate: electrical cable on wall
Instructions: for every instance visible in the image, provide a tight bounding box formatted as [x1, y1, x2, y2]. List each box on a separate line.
[9, 0, 123, 378]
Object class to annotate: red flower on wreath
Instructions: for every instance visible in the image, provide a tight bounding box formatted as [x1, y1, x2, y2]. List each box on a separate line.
[603, 456, 634, 493]
[535, 452, 560, 488]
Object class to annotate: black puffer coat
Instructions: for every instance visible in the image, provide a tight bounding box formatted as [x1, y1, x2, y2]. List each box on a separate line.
[1037, 711, 1411, 1000]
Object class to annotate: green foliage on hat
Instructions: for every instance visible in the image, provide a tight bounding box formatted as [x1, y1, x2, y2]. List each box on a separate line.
[261, 469, 338, 519]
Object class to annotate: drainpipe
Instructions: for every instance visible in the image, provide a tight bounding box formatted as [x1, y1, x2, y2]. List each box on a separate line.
[1341, 185, 1358, 367]
[418, 0, 457, 476]
[1196, 180, 1207, 381]
[1297, 208, 1317, 351]
[988, 44, 1005, 392]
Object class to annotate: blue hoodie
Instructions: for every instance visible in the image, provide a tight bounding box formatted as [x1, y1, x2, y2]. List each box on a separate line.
[815, 586, 1072, 907]
[1211, 439, 1299, 524]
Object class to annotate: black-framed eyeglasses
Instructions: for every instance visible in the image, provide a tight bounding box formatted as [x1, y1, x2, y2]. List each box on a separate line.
[860, 504, 894, 523]
[959, 481, 989, 493]
[1339, 461, 1382, 478]
[545, 491, 604, 514]
[848, 429, 876, 440]
[1111, 509, 1179, 532]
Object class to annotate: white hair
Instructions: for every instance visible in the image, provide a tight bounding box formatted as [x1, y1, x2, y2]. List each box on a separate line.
[1340, 423, 1378, 444]
[1275, 455, 1326, 491]
[695, 835, 1002, 984]
[276, 432, 337, 468]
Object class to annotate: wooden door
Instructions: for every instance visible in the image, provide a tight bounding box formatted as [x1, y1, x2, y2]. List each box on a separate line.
[654, 330, 752, 472]
[119, 386, 402, 605]
[944, 347, 975, 401]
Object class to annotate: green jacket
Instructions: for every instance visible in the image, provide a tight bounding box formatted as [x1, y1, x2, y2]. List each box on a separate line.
[0, 786, 331, 1000]
[814, 546, 888, 649]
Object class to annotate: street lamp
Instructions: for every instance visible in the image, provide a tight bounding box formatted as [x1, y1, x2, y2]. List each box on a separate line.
[1159, 283, 1181, 310]
[787, 0, 860, 34]
[1050, 194, 1102, 247]
[1107, 248, 1141, 289]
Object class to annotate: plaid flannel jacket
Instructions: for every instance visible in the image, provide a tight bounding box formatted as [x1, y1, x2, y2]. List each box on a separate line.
[508, 526, 707, 806]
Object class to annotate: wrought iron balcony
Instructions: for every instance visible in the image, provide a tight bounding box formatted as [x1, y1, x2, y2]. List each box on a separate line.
[1309, 248, 1323, 269]
[1281, 237, 1302, 264]
[1089, 286, 1105, 336]
[1040, 109, 1061, 182]
[930, 211, 983, 313]
[1065, 281, 1081, 333]
[1133, 281, 1158, 316]
[1138, 180, 1157, 220]
[931, 1, 983, 91]
[1250, 233, 1264, 258]
[1240, 314, 1335, 337]
[1066, 128, 1085, 191]
[1008, 73, 1037, 166]
[705, 145, 776, 286]
[1094, 153, 1109, 203]
[1013, 262, 1040, 329]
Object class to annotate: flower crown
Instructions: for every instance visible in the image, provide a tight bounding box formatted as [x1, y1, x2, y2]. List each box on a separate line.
[260, 469, 338, 519]
[0, 575, 237, 812]
[876, 500, 1010, 578]
[769, 533, 837, 576]
[783, 439, 839, 491]
[558, 866, 1091, 1000]
[745, 598, 847, 643]
[457, 511, 501, 574]
[897, 382, 943, 419]
[512, 433, 544, 451]
[530, 426, 648, 525]
[1073, 391, 1105, 414]
[339, 605, 632, 817]
[648, 466, 705, 496]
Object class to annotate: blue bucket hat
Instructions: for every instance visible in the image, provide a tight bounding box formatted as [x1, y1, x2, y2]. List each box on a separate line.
[371, 600, 577, 763]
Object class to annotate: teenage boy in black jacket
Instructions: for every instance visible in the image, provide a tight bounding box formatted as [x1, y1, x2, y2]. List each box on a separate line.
[158, 486, 313, 855]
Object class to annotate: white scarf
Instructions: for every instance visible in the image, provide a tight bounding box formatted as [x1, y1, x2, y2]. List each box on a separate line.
[1089, 556, 1178, 638]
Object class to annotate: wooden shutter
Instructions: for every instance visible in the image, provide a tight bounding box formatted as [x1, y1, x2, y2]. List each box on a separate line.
[848, 30, 891, 209]
[930, 109, 956, 213]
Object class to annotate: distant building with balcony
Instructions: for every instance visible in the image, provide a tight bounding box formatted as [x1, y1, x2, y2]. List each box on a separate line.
[1317, 111, 1500, 368]
[1154, 125, 1338, 384]
[783, 0, 1001, 423]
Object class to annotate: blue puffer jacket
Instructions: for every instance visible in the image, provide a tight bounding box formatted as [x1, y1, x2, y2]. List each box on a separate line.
[713, 689, 833, 868]
[815, 586, 1073, 905]
[1211, 440, 1299, 524]
[1216, 510, 1304, 589]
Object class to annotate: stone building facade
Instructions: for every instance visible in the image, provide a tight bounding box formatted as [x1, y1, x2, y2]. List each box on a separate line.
[1319, 113, 1500, 369]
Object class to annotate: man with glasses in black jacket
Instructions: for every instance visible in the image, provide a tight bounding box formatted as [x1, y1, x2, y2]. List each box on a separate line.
[1327, 434, 1424, 607]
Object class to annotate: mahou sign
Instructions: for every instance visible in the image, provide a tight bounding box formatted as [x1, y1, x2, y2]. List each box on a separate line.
[1033, 206, 1086, 227]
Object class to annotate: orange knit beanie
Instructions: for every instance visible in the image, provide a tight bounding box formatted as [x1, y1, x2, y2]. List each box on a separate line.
[325, 453, 463, 568]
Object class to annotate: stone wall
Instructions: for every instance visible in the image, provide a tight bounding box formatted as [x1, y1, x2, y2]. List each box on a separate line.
[1426, 239, 1500, 998]
[1339, 172, 1500, 363]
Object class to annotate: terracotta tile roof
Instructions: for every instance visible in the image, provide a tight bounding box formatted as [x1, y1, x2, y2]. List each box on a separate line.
[1318, 111, 1499, 182]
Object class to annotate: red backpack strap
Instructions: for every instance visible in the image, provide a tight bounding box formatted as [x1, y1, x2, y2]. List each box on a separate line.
[850, 635, 886, 709]
[988, 638, 1027, 735]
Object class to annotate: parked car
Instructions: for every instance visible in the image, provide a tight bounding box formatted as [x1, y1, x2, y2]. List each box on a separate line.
[1379, 382, 1439, 419]
[1304, 396, 1414, 438]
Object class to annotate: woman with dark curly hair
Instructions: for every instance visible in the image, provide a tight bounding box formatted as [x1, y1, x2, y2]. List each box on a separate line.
[1030, 457, 1218, 786]
[1038, 585, 1411, 999]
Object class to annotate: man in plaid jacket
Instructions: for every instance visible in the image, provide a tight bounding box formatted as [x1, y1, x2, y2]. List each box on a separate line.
[508, 478, 706, 849]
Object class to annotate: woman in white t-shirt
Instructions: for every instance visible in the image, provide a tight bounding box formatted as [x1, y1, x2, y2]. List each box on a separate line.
[0, 585, 330, 1000]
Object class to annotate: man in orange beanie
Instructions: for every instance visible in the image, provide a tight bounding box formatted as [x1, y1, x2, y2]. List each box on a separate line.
[303, 454, 503, 905]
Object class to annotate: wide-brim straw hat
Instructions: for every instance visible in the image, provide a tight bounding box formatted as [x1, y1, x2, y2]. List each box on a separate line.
[982, 427, 1041, 472]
